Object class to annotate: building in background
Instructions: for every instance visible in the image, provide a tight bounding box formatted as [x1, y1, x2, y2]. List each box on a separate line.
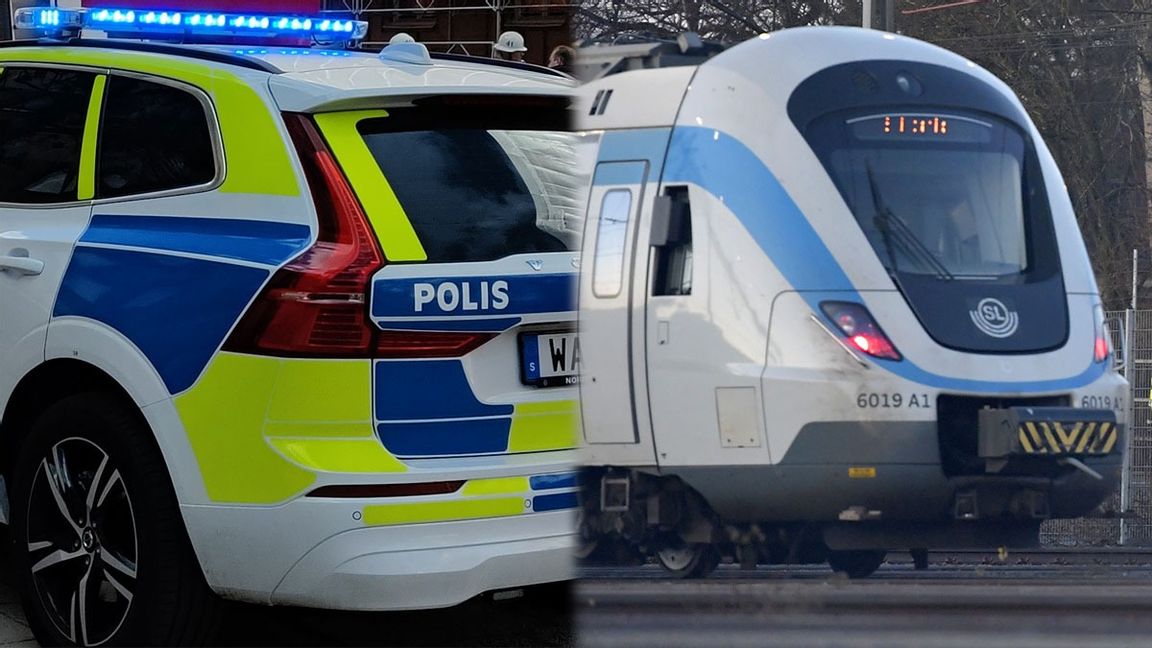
[326, 0, 572, 65]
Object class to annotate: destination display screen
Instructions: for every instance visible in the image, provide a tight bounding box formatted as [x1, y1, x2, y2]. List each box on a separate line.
[848, 114, 993, 143]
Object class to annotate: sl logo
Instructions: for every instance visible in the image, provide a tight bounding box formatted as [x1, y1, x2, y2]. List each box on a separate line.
[969, 297, 1019, 338]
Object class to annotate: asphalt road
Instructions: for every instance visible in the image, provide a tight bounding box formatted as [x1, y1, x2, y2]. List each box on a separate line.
[575, 553, 1152, 648]
[0, 530, 572, 647]
[217, 582, 571, 647]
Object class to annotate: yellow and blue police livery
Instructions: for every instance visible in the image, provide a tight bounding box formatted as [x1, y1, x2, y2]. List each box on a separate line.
[0, 7, 581, 646]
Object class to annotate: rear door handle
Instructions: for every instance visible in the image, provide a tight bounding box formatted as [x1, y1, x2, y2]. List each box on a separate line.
[0, 256, 44, 276]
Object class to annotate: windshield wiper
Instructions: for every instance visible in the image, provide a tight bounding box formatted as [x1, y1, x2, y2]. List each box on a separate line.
[865, 164, 954, 281]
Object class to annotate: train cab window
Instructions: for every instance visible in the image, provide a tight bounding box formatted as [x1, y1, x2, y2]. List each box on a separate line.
[807, 110, 1053, 281]
[592, 189, 632, 297]
[0, 67, 97, 204]
[97, 76, 216, 199]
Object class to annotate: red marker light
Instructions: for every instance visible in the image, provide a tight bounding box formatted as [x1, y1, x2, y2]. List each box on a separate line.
[1094, 336, 1109, 363]
[1092, 305, 1111, 364]
[821, 302, 902, 361]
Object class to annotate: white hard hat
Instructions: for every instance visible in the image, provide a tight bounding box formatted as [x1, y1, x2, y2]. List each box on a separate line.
[494, 31, 527, 53]
[389, 32, 416, 44]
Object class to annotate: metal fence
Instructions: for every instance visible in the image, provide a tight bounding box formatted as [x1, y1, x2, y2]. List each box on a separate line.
[1040, 309, 1152, 546]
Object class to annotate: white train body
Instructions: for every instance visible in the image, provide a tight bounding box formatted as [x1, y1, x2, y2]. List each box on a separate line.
[575, 27, 1127, 566]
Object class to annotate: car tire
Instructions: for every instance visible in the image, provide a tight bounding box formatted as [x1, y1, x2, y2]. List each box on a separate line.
[827, 549, 886, 579]
[11, 392, 221, 646]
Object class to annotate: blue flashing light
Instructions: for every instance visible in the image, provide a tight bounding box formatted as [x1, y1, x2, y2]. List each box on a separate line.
[15, 7, 84, 31]
[233, 48, 352, 57]
[13, 6, 367, 42]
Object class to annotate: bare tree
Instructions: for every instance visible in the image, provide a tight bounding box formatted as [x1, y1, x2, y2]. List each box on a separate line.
[902, 0, 1150, 309]
[577, 0, 1152, 308]
[575, 0, 851, 42]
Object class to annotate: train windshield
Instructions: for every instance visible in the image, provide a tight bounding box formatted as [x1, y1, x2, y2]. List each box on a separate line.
[815, 111, 1035, 279]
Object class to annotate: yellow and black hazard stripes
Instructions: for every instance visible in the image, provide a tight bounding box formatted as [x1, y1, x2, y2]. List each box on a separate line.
[1017, 420, 1118, 455]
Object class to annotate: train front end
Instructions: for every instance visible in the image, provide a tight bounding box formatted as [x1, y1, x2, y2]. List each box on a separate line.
[578, 26, 1128, 574]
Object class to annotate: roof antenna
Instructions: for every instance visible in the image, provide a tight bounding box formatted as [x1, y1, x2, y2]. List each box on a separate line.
[379, 41, 433, 66]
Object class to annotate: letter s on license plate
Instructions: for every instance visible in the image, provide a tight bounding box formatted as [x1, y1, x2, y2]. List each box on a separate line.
[520, 332, 579, 388]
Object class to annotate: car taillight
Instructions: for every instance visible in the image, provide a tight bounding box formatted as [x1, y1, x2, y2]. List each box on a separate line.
[224, 113, 493, 358]
[820, 301, 902, 361]
[1093, 305, 1111, 364]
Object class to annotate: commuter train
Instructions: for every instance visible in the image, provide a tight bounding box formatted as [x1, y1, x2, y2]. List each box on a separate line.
[574, 27, 1128, 577]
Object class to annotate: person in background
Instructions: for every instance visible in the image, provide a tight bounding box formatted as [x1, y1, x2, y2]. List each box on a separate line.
[548, 44, 575, 74]
[494, 30, 527, 61]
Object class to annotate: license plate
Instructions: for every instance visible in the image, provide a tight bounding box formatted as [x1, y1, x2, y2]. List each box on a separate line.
[520, 332, 579, 387]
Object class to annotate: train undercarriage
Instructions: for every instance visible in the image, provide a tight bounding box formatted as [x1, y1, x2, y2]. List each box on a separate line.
[578, 468, 1064, 579]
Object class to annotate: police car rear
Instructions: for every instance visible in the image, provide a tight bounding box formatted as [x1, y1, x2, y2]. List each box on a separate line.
[0, 7, 582, 645]
[214, 49, 584, 608]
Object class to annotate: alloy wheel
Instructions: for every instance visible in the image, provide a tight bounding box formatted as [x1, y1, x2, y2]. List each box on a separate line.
[25, 437, 138, 646]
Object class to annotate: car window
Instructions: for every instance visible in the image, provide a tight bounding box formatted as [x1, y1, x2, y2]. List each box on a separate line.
[0, 67, 97, 204]
[357, 107, 582, 264]
[97, 75, 215, 199]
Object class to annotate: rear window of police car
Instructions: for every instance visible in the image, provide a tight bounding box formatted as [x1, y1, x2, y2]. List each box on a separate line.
[358, 104, 583, 263]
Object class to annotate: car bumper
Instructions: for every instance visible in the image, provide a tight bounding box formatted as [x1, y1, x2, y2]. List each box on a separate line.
[271, 511, 575, 611]
[182, 488, 577, 610]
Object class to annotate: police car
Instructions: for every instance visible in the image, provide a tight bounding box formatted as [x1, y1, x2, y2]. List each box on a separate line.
[0, 7, 582, 645]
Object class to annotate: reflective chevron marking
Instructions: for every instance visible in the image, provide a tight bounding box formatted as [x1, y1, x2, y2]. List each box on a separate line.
[1017, 420, 1117, 455]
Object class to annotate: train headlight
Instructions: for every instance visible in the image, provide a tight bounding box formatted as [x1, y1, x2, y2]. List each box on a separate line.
[820, 301, 902, 362]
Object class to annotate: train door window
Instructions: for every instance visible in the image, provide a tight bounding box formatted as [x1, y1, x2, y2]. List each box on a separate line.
[592, 189, 633, 297]
[97, 75, 216, 199]
[0, 67, 97, 204]
[652, 186, 692, 296]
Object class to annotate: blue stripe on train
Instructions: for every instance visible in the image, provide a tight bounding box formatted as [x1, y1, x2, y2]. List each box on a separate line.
[592, 161, 648, 186]
[596, 127, 672, 181]
[656, 125, 1107, 392]
[81, 215, 311, 266]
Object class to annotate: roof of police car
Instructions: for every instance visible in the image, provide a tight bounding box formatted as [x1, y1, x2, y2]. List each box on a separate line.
[0, 39, 574, 90]
[227, 45, 576, 91]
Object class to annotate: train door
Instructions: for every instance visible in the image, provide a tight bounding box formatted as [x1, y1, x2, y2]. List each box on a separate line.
[579, 161, 648, 444]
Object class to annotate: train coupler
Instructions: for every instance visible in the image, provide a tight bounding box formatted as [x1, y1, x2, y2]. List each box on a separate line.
[978, 406, 1118, 462]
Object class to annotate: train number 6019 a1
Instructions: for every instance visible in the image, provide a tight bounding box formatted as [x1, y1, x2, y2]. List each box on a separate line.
[856, 393, 932, 409]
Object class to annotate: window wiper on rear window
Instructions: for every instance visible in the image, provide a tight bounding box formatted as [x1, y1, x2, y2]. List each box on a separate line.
[865, 164, 954, 281]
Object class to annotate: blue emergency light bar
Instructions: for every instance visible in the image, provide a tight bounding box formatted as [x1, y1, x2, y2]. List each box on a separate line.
[14, 6, 368, 42]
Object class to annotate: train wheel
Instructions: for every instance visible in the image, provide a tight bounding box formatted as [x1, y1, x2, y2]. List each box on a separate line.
[827, 550, 886, 578]
[655, 541, 720, 578]
[574, 506, 600, 561]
